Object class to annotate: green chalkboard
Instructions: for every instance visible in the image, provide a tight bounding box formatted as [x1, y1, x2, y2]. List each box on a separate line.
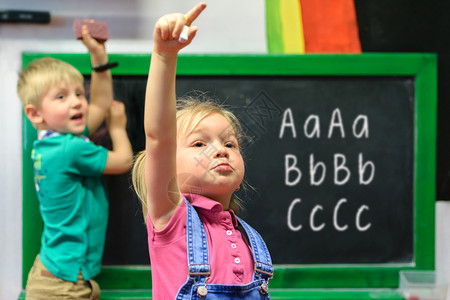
[21, 54, 436, 296]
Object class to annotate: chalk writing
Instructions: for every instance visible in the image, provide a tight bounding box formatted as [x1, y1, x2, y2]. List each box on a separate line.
[281, 108, 374, 232]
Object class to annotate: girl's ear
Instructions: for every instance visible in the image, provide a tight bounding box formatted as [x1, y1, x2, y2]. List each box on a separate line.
[24, 104, 44, 125]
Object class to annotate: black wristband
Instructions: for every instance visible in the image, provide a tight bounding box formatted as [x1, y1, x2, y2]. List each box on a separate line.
[92, 62, 118, 72]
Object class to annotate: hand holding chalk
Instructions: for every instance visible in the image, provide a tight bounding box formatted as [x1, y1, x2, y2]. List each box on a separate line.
[178, 3, 206, 43]
[153, 2, 206, 53]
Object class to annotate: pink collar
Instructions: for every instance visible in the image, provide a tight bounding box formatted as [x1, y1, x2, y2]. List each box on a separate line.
[183, 193, 239, 228]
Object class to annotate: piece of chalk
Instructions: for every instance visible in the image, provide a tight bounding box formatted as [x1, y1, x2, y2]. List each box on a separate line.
[179, 25, 189, 43]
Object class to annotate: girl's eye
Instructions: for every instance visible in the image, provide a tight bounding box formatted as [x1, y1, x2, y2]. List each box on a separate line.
[193, 142, 205, 147]
[56, 95, 65, 100]
[225, 142, 237, 148]
[76, 92, 83, 97]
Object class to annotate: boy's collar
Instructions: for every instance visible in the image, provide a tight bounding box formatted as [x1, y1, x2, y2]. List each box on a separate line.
[37, 130, 89, 142]
[37, 130, 60, 140]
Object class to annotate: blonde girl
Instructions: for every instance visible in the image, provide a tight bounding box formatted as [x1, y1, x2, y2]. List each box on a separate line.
[132, 3, 273, 299]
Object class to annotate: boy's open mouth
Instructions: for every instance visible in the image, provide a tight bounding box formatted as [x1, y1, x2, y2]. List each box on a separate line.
[71, 113, 83, 120]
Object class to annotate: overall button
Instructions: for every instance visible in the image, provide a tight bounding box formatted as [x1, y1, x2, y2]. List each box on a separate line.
[260, 282, 269, 295]
[197, 286, 208, 298]
[234, 257, 241, 264]
[230, 243, 237, 249]
[226, 230, 232, 236]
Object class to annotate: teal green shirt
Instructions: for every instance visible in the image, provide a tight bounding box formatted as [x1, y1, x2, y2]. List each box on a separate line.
[32, 129, 109, 282]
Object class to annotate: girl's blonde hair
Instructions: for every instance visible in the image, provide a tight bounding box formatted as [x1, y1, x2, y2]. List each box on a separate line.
[17, 57, 84, 108]
[132, 95, 248, 222]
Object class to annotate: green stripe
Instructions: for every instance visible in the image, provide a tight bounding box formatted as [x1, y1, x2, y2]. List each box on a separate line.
[22, 113, 40, 289]
[266, 0, 284, 53]
[414, 55, 437, 269]
[19, 289, 404, 300]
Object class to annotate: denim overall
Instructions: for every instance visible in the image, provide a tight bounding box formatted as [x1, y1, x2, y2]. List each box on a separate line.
[175, 199, 273, 299]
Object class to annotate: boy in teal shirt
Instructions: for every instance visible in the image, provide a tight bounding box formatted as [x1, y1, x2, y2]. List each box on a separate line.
[17, 22, 133, 299]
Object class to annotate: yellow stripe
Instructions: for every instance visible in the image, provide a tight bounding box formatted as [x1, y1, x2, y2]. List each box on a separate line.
[280, 0, 305, 53]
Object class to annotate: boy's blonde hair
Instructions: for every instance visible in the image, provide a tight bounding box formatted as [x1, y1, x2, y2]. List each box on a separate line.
[17, 57, 84, 108]
[132, 96, 247, 222]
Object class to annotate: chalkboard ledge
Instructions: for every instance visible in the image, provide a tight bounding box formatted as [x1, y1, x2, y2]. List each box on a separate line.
[18, 288, 404, 299]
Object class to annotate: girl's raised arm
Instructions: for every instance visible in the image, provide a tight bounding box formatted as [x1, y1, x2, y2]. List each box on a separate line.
[144, 3, 206, 230]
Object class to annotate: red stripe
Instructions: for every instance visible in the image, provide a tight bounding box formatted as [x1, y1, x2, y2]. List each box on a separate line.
[300, 0, 362, 53]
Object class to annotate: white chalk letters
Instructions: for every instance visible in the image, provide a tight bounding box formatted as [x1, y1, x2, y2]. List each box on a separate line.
[280, 107, 374, 232]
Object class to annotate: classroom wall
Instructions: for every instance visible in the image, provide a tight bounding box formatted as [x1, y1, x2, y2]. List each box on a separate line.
[0, 1, 265, 299]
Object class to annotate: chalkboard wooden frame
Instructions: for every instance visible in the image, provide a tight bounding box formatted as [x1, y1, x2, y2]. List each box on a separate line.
[22, 53, 436, 292]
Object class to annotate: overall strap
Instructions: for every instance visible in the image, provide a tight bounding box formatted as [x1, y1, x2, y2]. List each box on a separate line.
[184, 198, 210, 289]
[237, 217, 274, 282]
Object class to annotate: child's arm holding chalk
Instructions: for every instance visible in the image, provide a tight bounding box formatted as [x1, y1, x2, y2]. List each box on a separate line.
[80, 21, 114, 135]
[144, 2, 206, 230]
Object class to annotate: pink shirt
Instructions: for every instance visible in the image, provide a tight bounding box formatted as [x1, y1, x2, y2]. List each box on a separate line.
[147, 194, 254, 300]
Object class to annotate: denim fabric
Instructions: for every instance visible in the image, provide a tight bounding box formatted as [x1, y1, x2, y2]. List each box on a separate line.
[175, 198, 273, 299]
